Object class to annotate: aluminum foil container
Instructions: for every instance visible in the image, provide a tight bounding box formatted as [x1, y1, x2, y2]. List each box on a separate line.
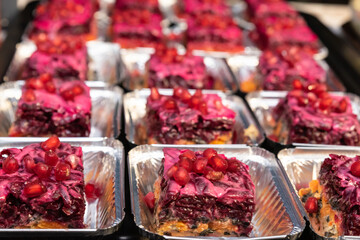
[246, 91, 360, 145]
[129, 144, 305, 239]
[226, 55, 345, 93]
[4, 40, 121, 84]
[278, 145, 360, 240]
[0, 137, 124, 237]
[123, 88, 264, 146]
[0, 81, 122, 138]
[119, 48, 238, 91]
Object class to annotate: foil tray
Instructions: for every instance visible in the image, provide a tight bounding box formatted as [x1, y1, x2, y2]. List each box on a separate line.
[245, 91, 360, 145]
[278, 146, 360, 240]
[128, 144, 305, 240]
[4, 40, 121, 85]
[123, 88, 265, 146]
[0, 137, 124, 237]
[0, 81, 122, 138]
[119, 48, 238, 92]
[226, 55, 345, 93]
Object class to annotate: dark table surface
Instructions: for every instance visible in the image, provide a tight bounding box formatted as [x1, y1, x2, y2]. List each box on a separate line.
[1, 1, 360, 240]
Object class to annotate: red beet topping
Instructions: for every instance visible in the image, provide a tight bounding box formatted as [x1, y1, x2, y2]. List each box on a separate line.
[186, 12, 243, 52]
[148, 46, 213, 89]
[112, 8, 163, 48]
[246, 0, 319, 54]
[320, 154, 360, 235]
[273, 83, 360, 145]
[257, 49, 326, 90]
[0, 137, 85, 228]
[156, 148, 255, 236]
[31, 0, 96, 36]
[181, 0, 231, 16]
[22, 35, 87, 81]
[146, 88, 236, 144]
[115, 0, 159, 12]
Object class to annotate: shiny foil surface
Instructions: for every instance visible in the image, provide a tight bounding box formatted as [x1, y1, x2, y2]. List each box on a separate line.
[129, 144, 305, 239]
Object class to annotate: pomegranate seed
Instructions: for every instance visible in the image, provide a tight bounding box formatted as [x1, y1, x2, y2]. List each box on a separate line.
[26, 78, 44, 90]
[173, 167, 190, 186]
[193, 89, 203, 98]
[60, 42, 69, 53]
[34, 162, 51, 179]
[45, 81, 56, 93]
[190, 96, 201, 108]
[227, 159, 241, 173]
[65, 154, 79, 169]
[297, 96, 308, 107]
[307, 92, 317, 103]
[54, 162, 71, 181]
[308, 83, 327, 95]
[41, 136, 61, 151]
[23, 155, 35, 173]
[23, 89, 36, 102]
[44, 150, 59, 166]
[319, 97, 333, 110]
[351, 160, 360, 177]
[179, 150, 196, 161]
[268, 134, 279, 142]
[203, 148, 217, 160]
[163, 99, 177, 110]
[2, 156, 19, 174]
[193, 157, 208, 173]
[61, 89, 75, 101]
[39, 73, 52, 83]
[85, 183, 101, 201]
[23, 182, 46, 198]
[166, 164, 179, 178]
[144, 192, 155, 211]
[178, 157, 193, 172]
[336, 98, 348, 113]
[209, 155, 228, 172]
[72, 85, 83, 96]
[173, 87, 185, 99]
[150, 88, 160, 100]
[292, 79, 303, 90]
[179, 89, 191, 102]
[197, 101, 208, 115]
[304, 197, 318, 214]
[204, 167, 224, 180]
[214, 99, 223, 110]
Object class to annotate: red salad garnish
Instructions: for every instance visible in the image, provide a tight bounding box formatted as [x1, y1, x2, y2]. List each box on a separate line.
[351, 160, 360, 177]
[34, 162, 51, 179]
[54, 162, 71, 181]
[173, 167, 190, 186]
[41, 136, 61, 151]
[144, 192, 155, 211]
[85, 183, 102, 202]
[23, 181, 46, 198]
[45, 150, 59, 166]
[2, 156, 19, 174]
[304, 197, 318, 214]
